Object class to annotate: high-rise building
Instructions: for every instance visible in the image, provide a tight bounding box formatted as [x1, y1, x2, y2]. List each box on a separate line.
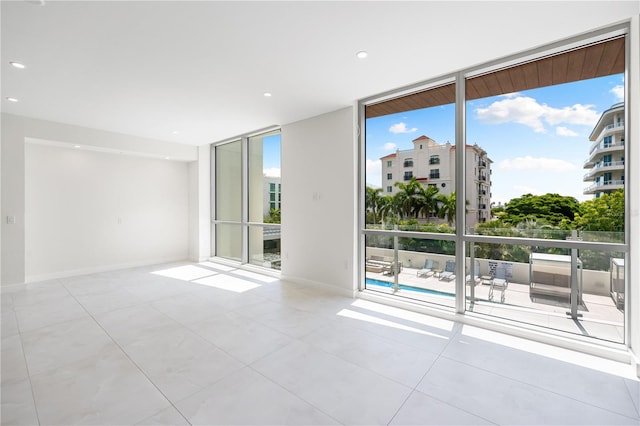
[583, 102, 625, 197]
[263, 176, 282, 217]
[380, 135, 492, 226]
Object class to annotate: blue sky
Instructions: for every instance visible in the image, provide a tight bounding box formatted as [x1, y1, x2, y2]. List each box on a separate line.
[365, 74, 624, 204]
[261, 133, 281, 178]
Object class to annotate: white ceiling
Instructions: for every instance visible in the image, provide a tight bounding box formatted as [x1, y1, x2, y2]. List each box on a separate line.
[2, 1, 638, 146]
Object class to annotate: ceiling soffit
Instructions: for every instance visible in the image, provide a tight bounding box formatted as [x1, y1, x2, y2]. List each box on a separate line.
[365, 36, 624, 119]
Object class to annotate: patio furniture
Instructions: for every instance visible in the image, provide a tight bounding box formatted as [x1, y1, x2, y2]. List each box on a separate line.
[529, 253, 582, 303]
[489, 264, 509, 303]
[417, 259, 436, 278]
[366, 255, 393, 273]
[610, 258, 624, 309]
[439, 260, 456, 281]
[466, 260, 481, 286]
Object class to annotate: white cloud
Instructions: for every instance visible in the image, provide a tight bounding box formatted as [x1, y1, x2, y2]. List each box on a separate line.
[610, 85, 624, 102]
[366, 158, 382, 187]
[555, 126, 578, 137]
[543, 103, 599, 126]
[475, 96, 599, 132]
[512, 185, 544, 195]
[389, 122, 417, 134]
[383, 142, 397, 151]
[263, 167, 281, 178]
[499, 156, 578, 171]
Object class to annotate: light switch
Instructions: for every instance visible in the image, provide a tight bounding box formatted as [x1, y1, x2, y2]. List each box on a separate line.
[6, 216, 16, 225]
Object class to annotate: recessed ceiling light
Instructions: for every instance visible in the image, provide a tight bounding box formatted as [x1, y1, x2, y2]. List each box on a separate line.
[6, 97, 19, 102]
[164, 156, 170, 160]
[356, 51, 368, 59]
[172, 130, 180, 135]
[73, 145, 81, 148]
[9, 61, 26, 69]
[263, 92, 272, 97]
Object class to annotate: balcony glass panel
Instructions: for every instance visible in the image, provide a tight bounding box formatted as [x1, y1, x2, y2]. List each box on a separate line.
[249, 225, 281, 270]
[465, 240, 624, 343]
[365, 234, 456, 310]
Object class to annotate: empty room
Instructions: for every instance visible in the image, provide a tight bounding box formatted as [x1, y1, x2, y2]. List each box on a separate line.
[2, 1, 639, 425]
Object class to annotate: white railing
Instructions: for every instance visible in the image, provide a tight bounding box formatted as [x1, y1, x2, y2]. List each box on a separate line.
[588, 139, 625, 156]
[584, 179, 624, 193]
[583, 160, 625, 179]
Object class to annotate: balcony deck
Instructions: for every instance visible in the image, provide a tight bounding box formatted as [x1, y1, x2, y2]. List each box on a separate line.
[365, 266, 624, 343]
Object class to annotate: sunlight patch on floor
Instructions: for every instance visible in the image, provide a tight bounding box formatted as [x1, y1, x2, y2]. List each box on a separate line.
[351, 299, 455, 332]
[193, 275, 261, 293]
[151, 265, 217, 281]
[460, 325, 636, 379]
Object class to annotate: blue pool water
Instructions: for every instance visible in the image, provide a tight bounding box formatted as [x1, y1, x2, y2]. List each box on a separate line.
[365, 278, 453, 298]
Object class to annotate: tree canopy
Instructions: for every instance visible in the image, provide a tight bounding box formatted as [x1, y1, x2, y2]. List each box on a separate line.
[501, 193, 580, 227]
[574, 190, 624, 232]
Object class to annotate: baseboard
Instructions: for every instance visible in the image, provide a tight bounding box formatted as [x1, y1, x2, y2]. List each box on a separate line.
[24, 257, 188, 283]
[279, 274, 357, 299]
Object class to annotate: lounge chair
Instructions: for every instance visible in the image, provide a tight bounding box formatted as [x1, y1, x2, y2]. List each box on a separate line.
[466, 260, 481, 286]
[417, 259, 435, 278]
[439, 260, 456, 281]
[489, 264, 510, 303]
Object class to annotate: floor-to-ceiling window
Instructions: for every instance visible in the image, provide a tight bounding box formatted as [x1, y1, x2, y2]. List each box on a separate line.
[212, 129, 281, 270]
[360, 24, 629, 346]
[362, 80, 458, 310]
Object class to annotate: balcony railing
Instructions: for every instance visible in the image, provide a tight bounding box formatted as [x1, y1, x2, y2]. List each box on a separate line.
[584, 179, 624, 193]
[583, 160, 625, 180]
[588, 139, 624, 156]
[478, 160, 487, 168]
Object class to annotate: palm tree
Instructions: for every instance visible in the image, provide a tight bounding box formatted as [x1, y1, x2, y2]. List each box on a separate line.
[365, 186, 383, 224]
[393, 177, 422, 219]
[415, 185, 440, 221]
[436, 192, 468, 226]
[378, 195, 395, 225]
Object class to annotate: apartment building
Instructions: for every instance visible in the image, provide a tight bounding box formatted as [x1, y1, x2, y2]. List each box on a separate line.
[380, 135, 492, 226]
[263, 176, 281, 217]
[584, 102, 625, 197]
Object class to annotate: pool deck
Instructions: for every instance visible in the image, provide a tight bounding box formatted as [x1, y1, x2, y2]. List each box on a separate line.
[365, 266, 625, 343]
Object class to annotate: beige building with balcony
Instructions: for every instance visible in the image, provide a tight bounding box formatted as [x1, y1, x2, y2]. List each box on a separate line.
[380, 135, 492, 226]
[584, 102, 625, 197]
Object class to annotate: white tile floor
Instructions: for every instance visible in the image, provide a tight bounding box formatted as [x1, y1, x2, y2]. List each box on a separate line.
[1, 261, 639, 425]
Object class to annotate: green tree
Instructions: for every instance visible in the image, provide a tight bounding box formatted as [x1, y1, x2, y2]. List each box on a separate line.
[365, 186, 383, 224]
[264, 208, 281, 223]
[415, 184, 440, 220]
[574, 189, 624, 232]
[435, 192, 468, 226]
[393, 177, 422, 219]
[502, 193, 580, 226]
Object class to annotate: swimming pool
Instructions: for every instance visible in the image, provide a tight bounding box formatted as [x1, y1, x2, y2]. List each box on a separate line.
[365, 278, 453, 298]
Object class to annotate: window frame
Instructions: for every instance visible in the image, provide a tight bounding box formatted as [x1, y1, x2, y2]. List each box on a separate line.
[211, 126, 282, 268]
[358, 22, 631, 350]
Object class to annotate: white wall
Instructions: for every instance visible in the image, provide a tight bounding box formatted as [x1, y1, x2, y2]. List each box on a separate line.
[25, 142, 190, 281]
[188, 145, 211, 262]
[1, 114, 25, 284]
[1, 113, 199, 285]
[280, 107, 357, 296]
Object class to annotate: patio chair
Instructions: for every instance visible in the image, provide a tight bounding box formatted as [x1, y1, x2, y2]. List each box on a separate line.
[489, 264, 509, 303]
[439, 260, 456, 281]
[417, 259, 435, 278]
[466, 260, 481, 286]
